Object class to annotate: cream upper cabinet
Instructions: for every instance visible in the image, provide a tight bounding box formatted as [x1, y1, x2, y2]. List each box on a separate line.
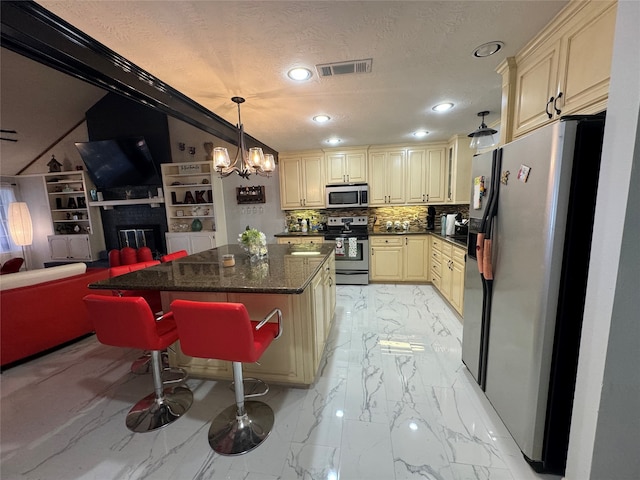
[368, 149, 406, 206]
[406, 146, 446, 204]
[555, 1, 616, 117]
[279, 153, 325, 209]
[509, 0, 616, 138]
[446, 136, 474, 204]
[325, 149, 367, 184]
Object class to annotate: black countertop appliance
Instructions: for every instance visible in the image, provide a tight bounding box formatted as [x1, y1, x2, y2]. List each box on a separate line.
[426, 206, 436, 230]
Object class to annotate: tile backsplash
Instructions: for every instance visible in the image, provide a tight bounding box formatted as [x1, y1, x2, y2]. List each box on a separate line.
[284, 204, 469, 232]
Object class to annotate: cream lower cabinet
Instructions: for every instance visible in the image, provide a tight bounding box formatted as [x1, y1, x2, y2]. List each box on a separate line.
[370, 235, 430, 282]
[431, 237, 465, 315]
[449, 247, 465, 315]
[279, 153, 325, 209]
[166, 253, 335, 386]
[276, 236, 324, 245]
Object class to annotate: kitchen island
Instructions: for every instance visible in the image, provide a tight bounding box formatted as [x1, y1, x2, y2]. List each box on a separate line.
[90, 243, 336, 386]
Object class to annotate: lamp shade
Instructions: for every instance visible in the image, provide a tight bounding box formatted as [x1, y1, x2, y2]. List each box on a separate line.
[8, 202, 33, 246]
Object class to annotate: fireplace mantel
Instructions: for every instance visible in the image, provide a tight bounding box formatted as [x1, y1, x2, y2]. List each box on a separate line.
[89, 197, 165, 210]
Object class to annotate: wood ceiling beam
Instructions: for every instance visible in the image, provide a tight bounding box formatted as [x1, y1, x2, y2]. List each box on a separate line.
[0, 1, 278, 159]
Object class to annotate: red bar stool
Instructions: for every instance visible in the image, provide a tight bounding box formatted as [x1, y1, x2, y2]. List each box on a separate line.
[83, 294, 193, 433]
[160, 250, 188, 262]
[109, 261, 164, 374]
[170, 300, 282, 455]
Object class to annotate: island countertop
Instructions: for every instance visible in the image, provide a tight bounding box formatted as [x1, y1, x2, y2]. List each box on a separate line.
[89, 243, 335, 294]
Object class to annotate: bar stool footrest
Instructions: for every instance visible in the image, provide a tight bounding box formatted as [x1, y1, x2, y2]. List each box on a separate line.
[229, 377, 269, 398]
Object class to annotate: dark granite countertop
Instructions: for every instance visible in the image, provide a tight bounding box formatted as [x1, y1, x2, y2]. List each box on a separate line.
[275, 228, 468, 249]
[89, 243, 335, 294]
[369, 228, 467, 249]
[274, 231, 326, 237]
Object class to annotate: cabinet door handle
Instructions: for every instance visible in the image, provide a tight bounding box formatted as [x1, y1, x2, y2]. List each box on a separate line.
[422, 194, 425, 202]
[405, 238, 408, 245]
[372, 248, 374, 255]
[553, 91, 563, 115]
[426, 194, 429, 202]
[546, 96, 554, 119]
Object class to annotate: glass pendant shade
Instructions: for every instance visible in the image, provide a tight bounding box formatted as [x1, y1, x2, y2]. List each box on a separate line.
[468, 111, 498, 149]
[469, 132, 497, 149]
[263, 154, 275, 173]
[248, 147, 265, 169]
[213, 147, 231, 169]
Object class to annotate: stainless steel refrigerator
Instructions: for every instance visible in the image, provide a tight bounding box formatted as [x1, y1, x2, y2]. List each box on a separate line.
[461, 115, 605, 474]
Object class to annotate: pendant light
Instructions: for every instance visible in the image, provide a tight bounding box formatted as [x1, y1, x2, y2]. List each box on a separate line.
[468, 111, 498, 149]
[213, 97, 275, 179]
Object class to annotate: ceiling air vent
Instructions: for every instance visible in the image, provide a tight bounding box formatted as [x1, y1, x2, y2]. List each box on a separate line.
[316, 58, 373, 77]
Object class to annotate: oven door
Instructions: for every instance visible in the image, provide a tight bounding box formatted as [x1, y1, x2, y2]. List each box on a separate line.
[327, 235, 369, 285]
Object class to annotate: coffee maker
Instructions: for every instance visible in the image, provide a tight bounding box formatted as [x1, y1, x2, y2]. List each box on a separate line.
[426, 206, 436, 230]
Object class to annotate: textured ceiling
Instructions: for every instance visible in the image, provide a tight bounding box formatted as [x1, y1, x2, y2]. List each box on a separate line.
[3, 1, 568, 174]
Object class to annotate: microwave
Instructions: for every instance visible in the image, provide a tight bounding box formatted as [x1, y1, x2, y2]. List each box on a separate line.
[325, 183, 369, 208]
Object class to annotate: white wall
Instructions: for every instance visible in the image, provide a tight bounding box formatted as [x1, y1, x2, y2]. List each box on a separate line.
[20, 122, 89, 175]
[566, 1, 640, 479]
[167, 116, 285, 246]
[221, 175, 285, 245]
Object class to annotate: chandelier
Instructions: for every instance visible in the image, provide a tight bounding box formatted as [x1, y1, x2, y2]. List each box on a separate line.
[213, 97, 275, 179]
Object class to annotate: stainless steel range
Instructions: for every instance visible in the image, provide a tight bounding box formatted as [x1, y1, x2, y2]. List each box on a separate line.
[324, 215, 369, 285]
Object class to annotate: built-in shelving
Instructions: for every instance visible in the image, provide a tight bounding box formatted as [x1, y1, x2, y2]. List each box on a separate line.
[161, 162, 228, 253]
[43, 171, 105, 261]
[88, 197, 165, 210]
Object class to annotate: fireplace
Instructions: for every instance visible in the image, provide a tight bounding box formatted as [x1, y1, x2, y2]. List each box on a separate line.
[98, 199, 168, 256]
[116, 224, 163, 255]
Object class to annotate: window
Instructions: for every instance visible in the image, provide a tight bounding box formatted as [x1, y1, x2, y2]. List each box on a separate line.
[0, 185, 19, 254]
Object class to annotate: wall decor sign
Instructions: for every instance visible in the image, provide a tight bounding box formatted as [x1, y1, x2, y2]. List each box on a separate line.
[178, 164, 201, 174]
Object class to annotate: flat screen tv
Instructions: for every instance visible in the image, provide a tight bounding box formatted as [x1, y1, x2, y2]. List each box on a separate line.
[75, 137, 161, 189]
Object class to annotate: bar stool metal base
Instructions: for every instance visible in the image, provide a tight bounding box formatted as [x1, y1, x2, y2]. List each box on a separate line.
[208, 400, 274, 455]
[126, 386, 193, 433]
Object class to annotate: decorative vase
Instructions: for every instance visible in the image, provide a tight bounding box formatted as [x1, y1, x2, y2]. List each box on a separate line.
[191, 218, 203, 231]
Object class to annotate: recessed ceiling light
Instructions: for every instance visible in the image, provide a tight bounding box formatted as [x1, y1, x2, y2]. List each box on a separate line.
[472, 41, 504, 58]
[432, 103, 454, 112]
[413, 130, 429, 138]
[287, 67, 313, 81]
[326, 137, 341, 145]
[313, 115, 331, 123]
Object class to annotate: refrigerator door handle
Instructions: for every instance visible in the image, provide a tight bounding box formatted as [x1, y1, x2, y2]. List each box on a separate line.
[477, 233, 485, 274]
[483, 239, 494, 280]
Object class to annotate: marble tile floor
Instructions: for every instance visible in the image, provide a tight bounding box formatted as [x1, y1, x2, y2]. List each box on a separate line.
[0, 284, 563, 480]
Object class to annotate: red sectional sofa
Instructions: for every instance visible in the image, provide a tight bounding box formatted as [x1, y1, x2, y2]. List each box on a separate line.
[0, 264, 111, 369]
